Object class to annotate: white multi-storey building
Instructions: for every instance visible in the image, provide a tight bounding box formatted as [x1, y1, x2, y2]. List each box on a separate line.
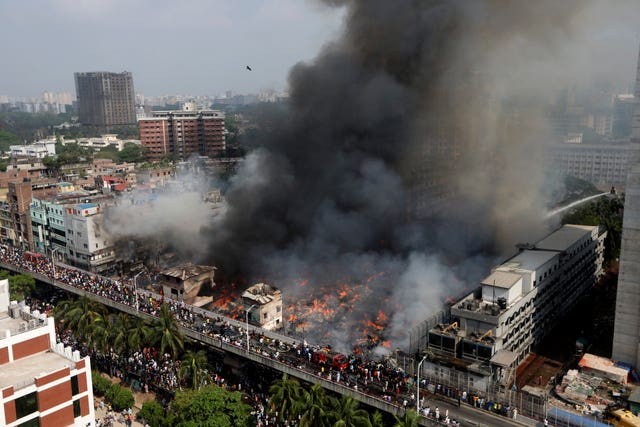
[64, 203, 115, 273]
[9, 139, 56, 159]
[425, 224, 606, 388]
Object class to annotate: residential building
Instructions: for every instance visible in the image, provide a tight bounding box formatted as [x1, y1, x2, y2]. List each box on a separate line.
[243, 283, 283, 331]
[159, 263, 216, 306]
[64, 202, 115, 273]
[612, 45, 640, 369]
[0, 280, 95, 426]
[613, 94, 635, 138]
[63, 134, 140, 152]
[544, 140, 639, 189]
[74, 71, 136, 127]
[10, 139, 56, 159]
[613, 163, 640, 368]
[424, 224, 606, 390]
[0, 179, 58, 250]
[138, 102, 225, 160]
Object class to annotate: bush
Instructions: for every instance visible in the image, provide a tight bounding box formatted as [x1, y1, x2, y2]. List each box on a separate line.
[92, 372, 112, 397]
[138, 401, 165, 427]
[105, 383, 135, 411]
[111, 387, 135, 412]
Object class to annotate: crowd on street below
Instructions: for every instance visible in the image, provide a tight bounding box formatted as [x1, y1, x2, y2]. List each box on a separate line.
[4, 245, 528, 426]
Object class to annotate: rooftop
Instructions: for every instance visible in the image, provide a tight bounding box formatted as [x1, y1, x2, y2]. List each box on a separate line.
[0, 351, 74, 390]
[242, 283, 281, 305]
[500, 250, 558, 272]
[161, 263, 216, 281]
[535, 224, 596, 252]
[481, 271, 521, 289]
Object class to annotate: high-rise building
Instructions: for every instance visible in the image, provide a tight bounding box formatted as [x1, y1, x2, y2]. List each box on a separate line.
[74, 71, 136, 127]
[612, 46, 640, 368]
[139, 102, 225, 161]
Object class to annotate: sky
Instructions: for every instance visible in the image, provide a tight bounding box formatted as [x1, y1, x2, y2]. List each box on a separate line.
[0, 0, 345, 98]
[1, 1, 640, 99]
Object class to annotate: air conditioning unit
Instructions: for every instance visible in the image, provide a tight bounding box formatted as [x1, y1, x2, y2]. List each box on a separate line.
[28, 319, 37, 329]
[19, 322, 27, 331]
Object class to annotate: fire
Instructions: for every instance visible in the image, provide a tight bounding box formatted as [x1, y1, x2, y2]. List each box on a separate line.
[382, 341, 391, 348]
[366, 320, 384, 331]
[376, 310, 388, 323]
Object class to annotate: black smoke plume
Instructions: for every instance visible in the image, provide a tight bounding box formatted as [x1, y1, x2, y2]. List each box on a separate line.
[205, 0, 630, 350]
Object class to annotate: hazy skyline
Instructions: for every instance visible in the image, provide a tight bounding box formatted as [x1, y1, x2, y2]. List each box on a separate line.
[2, 1, 640, 101]
[1, 0, 344, 98]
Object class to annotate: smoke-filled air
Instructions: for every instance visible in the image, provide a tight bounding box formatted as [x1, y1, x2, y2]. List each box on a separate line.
[123, 0, 639, 351]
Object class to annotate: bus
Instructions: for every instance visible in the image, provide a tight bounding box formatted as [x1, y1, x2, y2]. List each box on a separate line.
[604, 409, 640, 427]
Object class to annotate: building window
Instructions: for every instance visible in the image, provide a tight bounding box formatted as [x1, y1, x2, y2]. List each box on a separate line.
[17, 418, 40, 427]
[15, 391, 38, 419]
[73, 399, 81, 418]
[71, 375, 79, 395]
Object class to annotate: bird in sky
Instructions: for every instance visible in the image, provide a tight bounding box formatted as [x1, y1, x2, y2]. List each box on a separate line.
[246, 65, 252, 71]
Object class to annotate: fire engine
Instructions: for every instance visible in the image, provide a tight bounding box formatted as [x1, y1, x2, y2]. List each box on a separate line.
[312, 348, 349, 370]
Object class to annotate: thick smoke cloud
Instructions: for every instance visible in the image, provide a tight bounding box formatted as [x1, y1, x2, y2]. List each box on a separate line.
[106, 172, 215, 262]
[204, 0, 637, 350]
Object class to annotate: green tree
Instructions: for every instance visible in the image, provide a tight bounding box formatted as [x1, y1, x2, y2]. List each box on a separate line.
[179, 349, 209, 390]
[138, 401, 165, 427]
[106, 383, 135, 411]
[562, 196, 624, 265]
[92, 371, 113, 397]
[128, 317, 153, 350]
[328, 395, 371, 427]
[152, 303, 184, 359]
[117, 142, 143, 163]
[0, 129, 21, 152]
[371, 411, 385, 427]
[393, 410, 419, 427]
[268, 373, 303, 423]
[110, 312, 135, 354]
[300, 383, 330, 427]
[54, 296, 107, 341]
[169, 385, 253, 427]
[8, 273, 35, 301]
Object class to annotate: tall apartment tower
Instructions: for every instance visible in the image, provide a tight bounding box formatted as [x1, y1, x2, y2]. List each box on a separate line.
[612, 46, 640, 368]
[139, 102, 225, 160]
[74, 71, 136, 127]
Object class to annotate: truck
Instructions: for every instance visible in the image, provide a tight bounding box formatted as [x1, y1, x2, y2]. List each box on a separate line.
[312, 348, 349, 371]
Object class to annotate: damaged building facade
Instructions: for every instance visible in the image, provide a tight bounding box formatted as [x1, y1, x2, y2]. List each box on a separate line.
[243, 283, 283, 331]
[422, 224, 606, 394]
[159, 263, 216, 307]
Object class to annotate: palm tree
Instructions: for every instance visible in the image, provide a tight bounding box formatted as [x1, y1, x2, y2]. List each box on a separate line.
[329, 395, 372, 427]
[179, 349, 209, 390]
[393, 410, 419, 427]
[300, 383, 330, 427]
[152, 303, 184, 359]
[128, 318, 153, 351]
[90, 312, 113, 353]
[268, 373, 303, 423]
[111, 312, 135, 355]
[370, 411, 384, 427]
[54, 296, 107, 341]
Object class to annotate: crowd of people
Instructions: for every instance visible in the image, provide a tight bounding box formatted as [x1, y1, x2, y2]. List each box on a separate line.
[3, 245, 522, 426]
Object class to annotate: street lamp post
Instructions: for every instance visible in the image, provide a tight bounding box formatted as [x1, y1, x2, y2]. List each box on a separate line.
[133, 271, 143, 312]
[416, 355, 427, 414]
[51, 247, 59, 279]
[246, 304, 257, 352]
